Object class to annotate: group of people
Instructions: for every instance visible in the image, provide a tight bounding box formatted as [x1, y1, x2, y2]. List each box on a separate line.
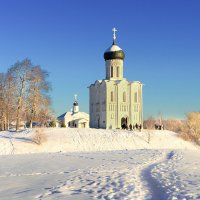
[154, 124, 164, 130]
[121, 123, 142, 130]
[121, 123, 164, 130]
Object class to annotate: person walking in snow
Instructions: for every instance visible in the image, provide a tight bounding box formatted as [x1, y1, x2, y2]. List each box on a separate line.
[129, 124, 132, 130]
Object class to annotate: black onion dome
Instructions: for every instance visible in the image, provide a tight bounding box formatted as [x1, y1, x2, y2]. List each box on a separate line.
[73, 101, 78, 106]
[104, 41, 125, 60]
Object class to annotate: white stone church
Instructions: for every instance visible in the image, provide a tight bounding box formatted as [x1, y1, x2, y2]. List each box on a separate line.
[89, 28, 143, 129]
[57, 96, 89, 128]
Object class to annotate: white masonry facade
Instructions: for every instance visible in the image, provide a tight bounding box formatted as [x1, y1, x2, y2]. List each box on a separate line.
[89, 28, 143, 129]
[57, 96, 89, 128]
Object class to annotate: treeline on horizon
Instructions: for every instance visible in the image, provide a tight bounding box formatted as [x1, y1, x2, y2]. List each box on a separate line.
[0, 58, 52, 131]
[144, 113, 200, 145]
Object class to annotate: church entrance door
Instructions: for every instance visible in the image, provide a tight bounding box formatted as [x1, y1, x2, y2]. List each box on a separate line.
[81, 123, 86, 128]
[121, 117, 128, 129]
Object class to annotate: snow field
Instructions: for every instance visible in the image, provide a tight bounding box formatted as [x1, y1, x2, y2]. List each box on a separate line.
[0, 150, 166, 200]
[151, 151, 200, 200]
[0, 128, 199, 199]
[0, 128, 198, 155]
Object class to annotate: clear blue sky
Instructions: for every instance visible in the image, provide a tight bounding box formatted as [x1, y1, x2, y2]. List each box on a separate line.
[0, 0, 200, 119]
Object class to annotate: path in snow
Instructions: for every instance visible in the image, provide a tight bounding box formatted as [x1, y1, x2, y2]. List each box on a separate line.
[141, 150, 200, 200]
[141, 153, 168, 200]
[36, 151, 167, 200]
[0, 150, 167, 200]
[150, 150, 200, 200]
[0, 150, 199, 199]
[0, 129, 199, 199]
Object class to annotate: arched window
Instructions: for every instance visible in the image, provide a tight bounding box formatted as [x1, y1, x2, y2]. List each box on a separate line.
[134, 92, 137, 102]
[111, 66, 113, 77]
[123, 92, 126, 102]
[111, 91, 114, 102]
[116, 66, 119, 77]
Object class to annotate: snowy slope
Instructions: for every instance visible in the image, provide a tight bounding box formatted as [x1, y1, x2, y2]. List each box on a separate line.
[0, 128, 198, 155]
[0, 128, 199, 200]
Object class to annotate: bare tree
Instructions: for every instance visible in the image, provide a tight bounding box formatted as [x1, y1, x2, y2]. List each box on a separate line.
[7, 59, 32, 130]
[32, 128, 47, 145]
[37, 105, 53, 127]
[143, 117, 156, 129]
[4, 73, 16, 130]
[0, 73, 6, 130]
[186, 112, 200, 141]
[27, 66, 51, 128]
[1, 58, 52, 130]
[162, 119, 184, 133]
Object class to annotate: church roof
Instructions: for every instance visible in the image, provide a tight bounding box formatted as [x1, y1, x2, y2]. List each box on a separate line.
[105, 44, 122, 52]
[57, 112, 67, 119]
[72, 112, 89, 120]
[73, 101, 78, 106]
[89, 79, 143, 88]
[104, 28, 125, 60]
[57, 111, 89, 121]
[104, 44, 125, 60]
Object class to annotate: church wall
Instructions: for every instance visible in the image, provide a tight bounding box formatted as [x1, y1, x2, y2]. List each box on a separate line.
[105, 80, 132, 129]
[64, 118, 69, 127]
[105, 81, 117, 129]
[75, 119, 89, 128]
[99, 82, 106, 128]
[90, 80, 143, 129]
[131, 82, 143, 126]
[63, 113, 89, 128]
[63, 115, 72, 127]
[106, 59, 123, 80]
[116, 80, 130, 128]
[105, 80, 143, 129]
[89, 81, 106, 128]
[89, 85, 96, 128]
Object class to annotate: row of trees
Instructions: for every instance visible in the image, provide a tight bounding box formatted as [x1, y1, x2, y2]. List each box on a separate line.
[0, 58, 52, 131]
[144, 112, 200, 145]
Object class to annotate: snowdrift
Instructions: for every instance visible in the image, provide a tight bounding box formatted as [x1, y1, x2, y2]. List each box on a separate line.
[0, 128, 198, 155]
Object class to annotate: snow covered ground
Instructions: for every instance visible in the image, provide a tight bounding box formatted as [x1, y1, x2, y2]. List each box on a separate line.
[0, 128, 198, 155]
[0, 128, 199, 199]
